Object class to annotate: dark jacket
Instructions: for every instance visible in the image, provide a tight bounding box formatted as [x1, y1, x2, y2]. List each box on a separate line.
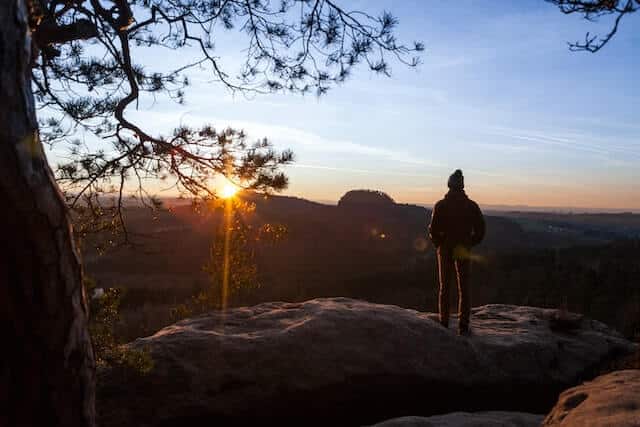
[428, 190, 485, 249]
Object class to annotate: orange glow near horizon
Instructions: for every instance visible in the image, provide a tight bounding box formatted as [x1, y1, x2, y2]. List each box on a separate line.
[140, 178, 639, 212]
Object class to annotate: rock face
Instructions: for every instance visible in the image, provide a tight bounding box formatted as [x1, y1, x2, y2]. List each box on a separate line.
[543, 370, 640, 426]
[372, 411, 544, 427]
[98, 299, 636, 426]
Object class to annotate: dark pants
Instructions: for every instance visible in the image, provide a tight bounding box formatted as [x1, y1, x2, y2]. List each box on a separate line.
[437, 246, 471, 332]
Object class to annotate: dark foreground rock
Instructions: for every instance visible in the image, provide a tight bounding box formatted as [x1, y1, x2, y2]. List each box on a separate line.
[372, 411, 544, 427]
[543, 369, 640, 426]
[98, 298, 636, 426]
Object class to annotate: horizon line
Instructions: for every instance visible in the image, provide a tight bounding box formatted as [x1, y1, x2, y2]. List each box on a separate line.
[153, 194, 640, 214]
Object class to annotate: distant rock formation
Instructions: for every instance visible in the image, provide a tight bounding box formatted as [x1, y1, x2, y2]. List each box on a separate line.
[371, 411, 545, 427]
[338, 189, 396, 207]
[97, 299, 636, 426]
[543, 369, 640, 426]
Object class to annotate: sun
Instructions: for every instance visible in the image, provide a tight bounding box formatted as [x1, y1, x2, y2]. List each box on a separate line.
[220, 182, 239, 199]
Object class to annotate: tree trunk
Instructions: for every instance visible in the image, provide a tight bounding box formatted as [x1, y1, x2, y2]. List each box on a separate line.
[0, 1, 95, 426]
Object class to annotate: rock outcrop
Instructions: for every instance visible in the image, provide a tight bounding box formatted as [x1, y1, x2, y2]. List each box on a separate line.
[98, 298, 636, 426]
[372, 411, 544, 427]
[543, 369, 640, 426]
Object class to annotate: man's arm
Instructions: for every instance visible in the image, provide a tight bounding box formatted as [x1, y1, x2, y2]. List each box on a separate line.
[470, 202, 485, 246]
[428, 202, 444, 247]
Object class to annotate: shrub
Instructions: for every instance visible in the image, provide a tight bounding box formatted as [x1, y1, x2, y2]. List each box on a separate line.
[85, 277, 153, 373]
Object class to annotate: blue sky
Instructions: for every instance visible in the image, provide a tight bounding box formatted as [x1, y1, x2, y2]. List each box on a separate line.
[51, 1, 640, 210]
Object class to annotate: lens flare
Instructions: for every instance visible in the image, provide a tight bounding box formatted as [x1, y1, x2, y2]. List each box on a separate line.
[221, 197, 233, 311]
[453, 245, 486, 263]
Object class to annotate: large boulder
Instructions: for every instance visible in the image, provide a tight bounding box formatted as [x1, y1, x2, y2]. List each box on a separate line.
[543, 369, 640, 426]
[98, 299, 636, 426]
[372, 411, 544, 427]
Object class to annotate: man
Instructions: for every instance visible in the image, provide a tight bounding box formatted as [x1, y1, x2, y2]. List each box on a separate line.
[428, 169, 485, 335]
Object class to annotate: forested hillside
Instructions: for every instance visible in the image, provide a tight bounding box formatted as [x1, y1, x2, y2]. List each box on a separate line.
[82, 194, 640, 341]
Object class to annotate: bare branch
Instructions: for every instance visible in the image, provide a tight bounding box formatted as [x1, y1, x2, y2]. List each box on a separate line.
[28, 0, 422, 245]
[548, 0, 638, 52]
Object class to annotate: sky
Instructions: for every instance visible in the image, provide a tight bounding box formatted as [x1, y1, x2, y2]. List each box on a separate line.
[48, 1, 640, 211]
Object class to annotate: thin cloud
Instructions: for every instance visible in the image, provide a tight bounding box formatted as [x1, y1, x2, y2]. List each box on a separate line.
[486, 126, 640, 159]
[128, 110, 444, 168]
[291, 163, 441, 178]
[472, 141, 537, 153]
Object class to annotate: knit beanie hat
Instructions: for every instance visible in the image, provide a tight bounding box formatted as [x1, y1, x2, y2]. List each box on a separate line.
[447, 169, 464, 190]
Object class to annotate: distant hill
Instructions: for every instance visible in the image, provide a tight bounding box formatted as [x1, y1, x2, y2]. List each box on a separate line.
[498, 211, 640, 240]
[82, 191, 640, 340]
[337, 189, 395, 207]
[84, 192, 629, 299]
[83, 192, 533, 298]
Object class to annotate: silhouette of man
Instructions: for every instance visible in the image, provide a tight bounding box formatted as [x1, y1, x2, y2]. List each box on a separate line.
[428, 169, 485, 335]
